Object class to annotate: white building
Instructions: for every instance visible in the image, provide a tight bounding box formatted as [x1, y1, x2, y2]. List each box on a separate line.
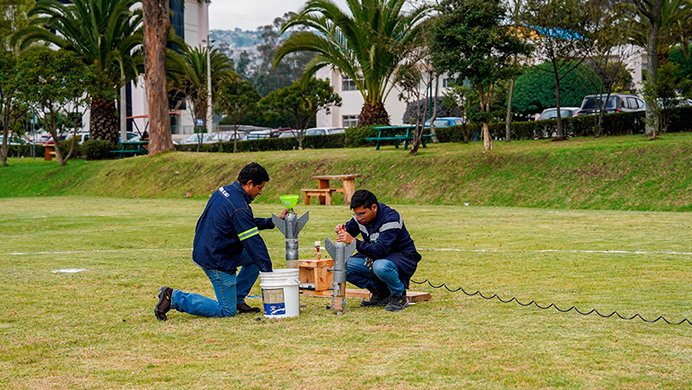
[315, 46, 648, 128]
[315, 66, 460, 128]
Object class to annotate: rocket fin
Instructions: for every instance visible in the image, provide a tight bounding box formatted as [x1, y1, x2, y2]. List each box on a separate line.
[324, 237, 337, 259]
[345, 241, 357, 259]
[294, 211, 309, 235]
[272, 214, 287, 236]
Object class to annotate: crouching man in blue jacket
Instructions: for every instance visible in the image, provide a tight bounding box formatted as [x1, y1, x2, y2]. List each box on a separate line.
[155, 162, 288, 320]
[334, 190, 422, 312]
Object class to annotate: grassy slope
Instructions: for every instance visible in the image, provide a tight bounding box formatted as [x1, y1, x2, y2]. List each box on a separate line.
[2, 133, 692, 211]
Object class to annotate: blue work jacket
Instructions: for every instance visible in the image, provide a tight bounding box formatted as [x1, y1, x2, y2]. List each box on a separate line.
[192, 181, 274, 273]
[344, 202, 422, 288]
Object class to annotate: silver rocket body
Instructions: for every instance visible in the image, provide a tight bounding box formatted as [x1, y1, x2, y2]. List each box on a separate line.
[324, 237, 357, 314]
[272, 210, 309, 268]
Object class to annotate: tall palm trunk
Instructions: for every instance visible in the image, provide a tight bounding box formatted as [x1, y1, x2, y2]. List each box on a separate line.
[142, 0, 174, 156]
[90, 98, 119, 145]
[644, 0, 663, 139]
[358, 102, 390, 126]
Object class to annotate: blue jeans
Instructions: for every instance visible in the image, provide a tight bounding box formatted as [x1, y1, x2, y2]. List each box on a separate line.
[346, 257, 405, 297]
[171, 250, 260, 317]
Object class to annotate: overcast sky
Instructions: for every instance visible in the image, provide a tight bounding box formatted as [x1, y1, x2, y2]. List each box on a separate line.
[209, 0, 348, 31]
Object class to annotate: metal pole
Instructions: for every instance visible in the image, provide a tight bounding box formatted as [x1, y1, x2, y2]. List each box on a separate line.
[206, 37, 213, 134]
[31, 110, 36, 160]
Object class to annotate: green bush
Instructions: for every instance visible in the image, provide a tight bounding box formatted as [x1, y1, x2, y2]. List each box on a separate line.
[81, 139, 116, 160]
[5, 144, 37, 158]
[57, 139, 82, 158]
[174, 133, 347, 153]
[661, 106, 692, 133]
[303, 133, 346, 149]
[345, 126, 378, 147]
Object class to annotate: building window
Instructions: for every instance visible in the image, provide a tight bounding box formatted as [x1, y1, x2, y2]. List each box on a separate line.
[342, 75, 362, 91]
[343, 115, 359, 128]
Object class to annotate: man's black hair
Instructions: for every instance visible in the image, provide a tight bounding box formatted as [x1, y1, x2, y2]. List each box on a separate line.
[350, 189, 377, 209]
[237, 162, 270, 185]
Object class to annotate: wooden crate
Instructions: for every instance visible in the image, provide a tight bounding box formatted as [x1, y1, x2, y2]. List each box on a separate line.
[298, 258, 334, 291]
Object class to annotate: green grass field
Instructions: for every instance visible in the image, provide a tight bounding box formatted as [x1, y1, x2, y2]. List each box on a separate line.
[2, 197, 691, 389]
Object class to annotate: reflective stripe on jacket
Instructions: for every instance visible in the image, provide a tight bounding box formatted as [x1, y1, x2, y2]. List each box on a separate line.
[192, 181, 274, 273]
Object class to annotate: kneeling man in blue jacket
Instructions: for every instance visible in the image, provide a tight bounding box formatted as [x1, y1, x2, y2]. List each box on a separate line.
[155, 162, 288, 320]
[334, 190, 422, 312]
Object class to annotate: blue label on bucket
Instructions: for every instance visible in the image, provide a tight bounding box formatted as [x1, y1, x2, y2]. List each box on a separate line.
[264, 302, 286, 316]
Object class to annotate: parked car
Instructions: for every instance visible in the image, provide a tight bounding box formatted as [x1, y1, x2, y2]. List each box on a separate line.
[537, 107, 580, 121]
[577, 93, 646, 116]
[278, 130, 299, 138]
[243, 129, 273, 140]
[217, 130, 247, 141]
[270, 128, 296, 138]
[174, 133, 205, 145]
[304, 127, 345, 136]
[5, 134, 32, 145]
[424, 117, 464, 127]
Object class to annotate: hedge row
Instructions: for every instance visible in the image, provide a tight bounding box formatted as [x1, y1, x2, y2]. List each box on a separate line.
[7, 106, 690, 159]
[4, 139, 117, 160]
[174, 133, 350, 153]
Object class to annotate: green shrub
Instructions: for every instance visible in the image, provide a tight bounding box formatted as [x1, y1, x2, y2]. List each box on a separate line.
[435, 125, 466, 143]
[345, 126, 378, 147]
[303, 133, 346, 149]
[661, 106, 692, 133]
[81, 139, 116, 160]
[5, 144, 36, 158]
[57, 139, 82, 158]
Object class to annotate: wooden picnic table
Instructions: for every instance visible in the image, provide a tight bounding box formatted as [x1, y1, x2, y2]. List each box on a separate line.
[365, 125, 434, 150]
[304, 174, 361, 205]
[110, 140, 149, 158]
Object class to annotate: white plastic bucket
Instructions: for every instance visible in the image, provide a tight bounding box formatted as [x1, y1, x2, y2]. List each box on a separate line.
[259, 268, 300, 318]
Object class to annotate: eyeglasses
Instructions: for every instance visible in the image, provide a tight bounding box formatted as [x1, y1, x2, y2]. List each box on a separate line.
[352, 211, 368, 218]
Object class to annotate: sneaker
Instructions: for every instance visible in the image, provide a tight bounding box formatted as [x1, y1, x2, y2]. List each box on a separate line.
[154, 286, 173, 321]
[360, 289, 392, 307]
[237, 302, 261, 314]
[385, 294, 409, 312]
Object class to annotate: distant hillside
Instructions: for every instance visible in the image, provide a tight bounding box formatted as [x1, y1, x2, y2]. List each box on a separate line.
[210, 29, 261, 61]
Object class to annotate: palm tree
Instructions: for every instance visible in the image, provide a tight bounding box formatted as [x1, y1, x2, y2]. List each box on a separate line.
[13, 0, 143, 145]
[274, 0, 429, 126]
[171, 45, 237, 131]
[625, 0, 692, 59]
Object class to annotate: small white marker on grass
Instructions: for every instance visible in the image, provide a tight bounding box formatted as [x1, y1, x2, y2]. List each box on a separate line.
[51, 268, 87, 273]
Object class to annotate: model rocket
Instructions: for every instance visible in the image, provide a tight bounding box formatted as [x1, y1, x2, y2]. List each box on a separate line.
[324, 237, 357, 315]
[272, 210, 309, 268]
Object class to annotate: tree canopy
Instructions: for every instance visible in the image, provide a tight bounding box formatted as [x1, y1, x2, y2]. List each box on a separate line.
[513, 62, 601, 116]
[275, 0, 429, 126]
[430, 0, 530, 150]
[259, 78, 341, 149]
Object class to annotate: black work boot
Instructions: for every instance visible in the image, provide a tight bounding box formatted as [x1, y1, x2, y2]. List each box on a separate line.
[385, 294, 409, 312]
[154, 286, 173, 321]
[237, 302, 261, 314]
[360, 289, 392, 307]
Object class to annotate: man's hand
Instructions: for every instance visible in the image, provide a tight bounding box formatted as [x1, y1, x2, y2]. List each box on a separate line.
[334, 223, 345, 234]
[336, 229, 355, 245]
[278, 208, 289, 219]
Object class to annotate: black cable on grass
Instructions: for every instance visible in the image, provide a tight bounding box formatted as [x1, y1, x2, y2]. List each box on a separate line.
[410, 279, 692, 326]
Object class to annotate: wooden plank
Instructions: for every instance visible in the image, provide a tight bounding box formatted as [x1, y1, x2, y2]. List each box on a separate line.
[300, 288, 431, 302]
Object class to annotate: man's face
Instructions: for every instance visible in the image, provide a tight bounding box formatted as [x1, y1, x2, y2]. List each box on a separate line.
[352, 204, 377, 225]
[245, 180, 266, 200]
